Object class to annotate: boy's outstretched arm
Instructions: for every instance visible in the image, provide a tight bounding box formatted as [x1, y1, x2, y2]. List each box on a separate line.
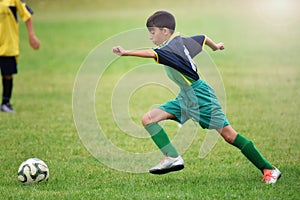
[112, 46, 156, 58]
[205, 37, 224, 51]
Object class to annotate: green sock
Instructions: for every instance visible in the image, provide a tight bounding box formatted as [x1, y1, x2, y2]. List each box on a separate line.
[145, 123, 179, 157]
[232, 134, 273, 171]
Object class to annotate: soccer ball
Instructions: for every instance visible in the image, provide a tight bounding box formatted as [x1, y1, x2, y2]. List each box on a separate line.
[17, 158, 49, 184]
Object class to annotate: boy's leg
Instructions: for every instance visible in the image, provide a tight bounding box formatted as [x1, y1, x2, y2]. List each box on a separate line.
[232, 133, 274, 171]
[145, 122, 184, 174]
[142, 108, 184, 174]
[219, 125, 273, 171]
[145, 122, 179, 157]
[219, 125, 281, 183]
[142, 108, 179, 157]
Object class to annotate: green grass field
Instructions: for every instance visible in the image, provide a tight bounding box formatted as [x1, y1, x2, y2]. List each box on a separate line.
[1, 0, 299, 199]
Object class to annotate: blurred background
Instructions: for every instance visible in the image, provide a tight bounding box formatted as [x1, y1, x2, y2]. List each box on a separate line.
[22, 0, 300, 72]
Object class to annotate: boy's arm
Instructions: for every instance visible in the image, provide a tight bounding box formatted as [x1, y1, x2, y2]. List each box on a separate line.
[112, 46, 156, 58]
[25, 18, 40, 50]
[205, 37, 224, 51]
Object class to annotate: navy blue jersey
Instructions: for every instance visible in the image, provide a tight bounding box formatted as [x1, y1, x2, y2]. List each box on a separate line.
[153, 34, 206, 88]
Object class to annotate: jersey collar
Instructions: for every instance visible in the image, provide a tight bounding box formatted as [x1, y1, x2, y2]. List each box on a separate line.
[159, 32, 180, 47]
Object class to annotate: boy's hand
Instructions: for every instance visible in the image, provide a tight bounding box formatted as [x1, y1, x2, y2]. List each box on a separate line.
[25, 19, 40, 50]
[29, 34, 40, 50]
[205, 37, 225, 51]
[216, 42, 225, 50]
[112, 46, 126, 56]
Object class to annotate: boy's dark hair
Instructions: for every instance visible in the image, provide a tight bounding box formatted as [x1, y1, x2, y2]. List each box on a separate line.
[146, 11, 176, 33]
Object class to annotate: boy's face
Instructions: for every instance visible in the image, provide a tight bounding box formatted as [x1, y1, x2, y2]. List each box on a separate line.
[148, 26, 171, 46]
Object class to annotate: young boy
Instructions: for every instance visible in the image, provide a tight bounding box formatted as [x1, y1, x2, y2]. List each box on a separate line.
[112, 10, 281, 184]
[0, 0, 40, 112]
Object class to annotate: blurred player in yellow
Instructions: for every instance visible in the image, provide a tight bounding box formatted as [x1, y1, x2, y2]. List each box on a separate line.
[0, 0, 40, 112]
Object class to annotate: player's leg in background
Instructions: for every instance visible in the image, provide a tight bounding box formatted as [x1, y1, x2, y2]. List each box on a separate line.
[2, 74, 13, 105]
[1, 56, 16, 112]
[1, 74, 14, 112]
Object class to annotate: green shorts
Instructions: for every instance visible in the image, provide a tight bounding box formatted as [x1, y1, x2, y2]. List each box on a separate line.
[158, 79, 229, 129]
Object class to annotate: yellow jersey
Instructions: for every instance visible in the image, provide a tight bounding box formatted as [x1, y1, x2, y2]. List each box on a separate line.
[0, 0, 32, 56]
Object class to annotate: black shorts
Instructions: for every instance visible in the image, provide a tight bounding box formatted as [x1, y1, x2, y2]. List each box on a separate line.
[0, 56, 18, 76]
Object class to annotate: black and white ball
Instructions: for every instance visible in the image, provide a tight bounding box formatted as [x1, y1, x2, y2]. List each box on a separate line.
[17, 158, 49, 184]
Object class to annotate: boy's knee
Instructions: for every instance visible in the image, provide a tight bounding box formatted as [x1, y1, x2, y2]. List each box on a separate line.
[141, 112, 151, 126]
[220, 125, 238, 144]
